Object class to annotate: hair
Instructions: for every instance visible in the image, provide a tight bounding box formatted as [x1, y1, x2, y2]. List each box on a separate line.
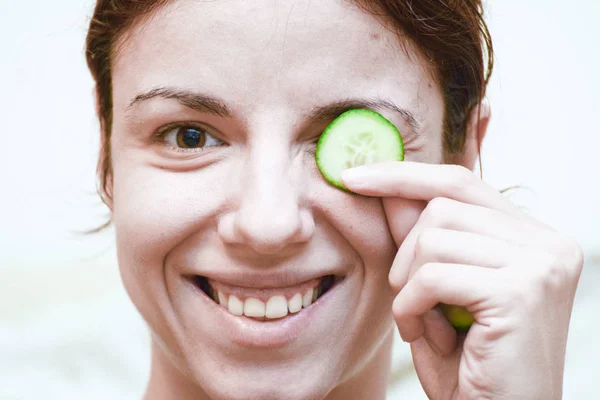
[85, 0, 493, 215]
[354, 0, 493, 159]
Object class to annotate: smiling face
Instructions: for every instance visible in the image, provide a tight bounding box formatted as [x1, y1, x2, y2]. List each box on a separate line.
[109, 0, 445, 399]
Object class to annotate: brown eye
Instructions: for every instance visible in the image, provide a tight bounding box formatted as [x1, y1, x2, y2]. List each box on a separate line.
[176, 127, 206, 148]
[161, 125, 224, 151]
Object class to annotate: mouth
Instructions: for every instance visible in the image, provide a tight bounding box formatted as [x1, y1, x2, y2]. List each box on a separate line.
[190, 274, 342, 320]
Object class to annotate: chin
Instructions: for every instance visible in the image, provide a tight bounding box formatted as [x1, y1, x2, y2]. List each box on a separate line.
[186, 355, 341, 400]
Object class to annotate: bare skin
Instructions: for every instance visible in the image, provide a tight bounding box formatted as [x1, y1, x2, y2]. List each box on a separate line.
[105, 0, 583, 399]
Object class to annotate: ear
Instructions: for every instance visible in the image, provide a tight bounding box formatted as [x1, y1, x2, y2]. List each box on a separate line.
[450, 100, 491, 172]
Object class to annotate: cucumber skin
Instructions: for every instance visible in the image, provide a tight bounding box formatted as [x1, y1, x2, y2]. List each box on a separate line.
[315, 109, 404, 193]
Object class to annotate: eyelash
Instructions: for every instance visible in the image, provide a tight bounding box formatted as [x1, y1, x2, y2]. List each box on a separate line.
[153, 123, 325, 155]
[154, 122, 225, 153]
[306, 139, 319, 153]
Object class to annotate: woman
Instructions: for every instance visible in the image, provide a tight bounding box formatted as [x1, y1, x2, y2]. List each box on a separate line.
[85, 0, 584, 399]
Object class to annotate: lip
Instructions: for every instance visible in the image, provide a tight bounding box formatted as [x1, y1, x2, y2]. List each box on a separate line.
[183, 273, 347, 348]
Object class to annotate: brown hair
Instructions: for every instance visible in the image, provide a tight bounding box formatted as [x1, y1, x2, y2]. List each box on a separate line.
[86, 0, 493, 211]
[354, 0, 493, 159]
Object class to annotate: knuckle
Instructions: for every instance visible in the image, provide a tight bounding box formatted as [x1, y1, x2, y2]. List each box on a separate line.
[423, 197, 451, 224]
[547, 235, 584, 283]
[445, 164, 475, 193]
[392, 296, 405, 318]
[540, 256, 568, 292]
[388, 267, 407, 293]
[562, 236, 585, 277]
[414, 228, 439, 256]
[415, 263, 439, 292]
[526, 251, 569, 294]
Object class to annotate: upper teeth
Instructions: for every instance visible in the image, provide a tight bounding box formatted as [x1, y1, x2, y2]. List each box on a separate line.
[219, 287, 319, 319]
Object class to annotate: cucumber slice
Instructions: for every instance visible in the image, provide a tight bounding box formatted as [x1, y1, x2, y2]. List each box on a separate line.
[439, 304, 474, 331]
[315, 109, 404, 192]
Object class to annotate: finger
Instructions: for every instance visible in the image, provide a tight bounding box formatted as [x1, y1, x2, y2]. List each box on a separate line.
[398, 228, 515, 296]
[410, 228, 522, 274]
[393, 262, 495, 343]
[341, 161, 542, 226]
[422, 306, 457, 356]
[397, 229, 514, 346]
[388, 198, 555, 288]
[382, 197, 426, 246]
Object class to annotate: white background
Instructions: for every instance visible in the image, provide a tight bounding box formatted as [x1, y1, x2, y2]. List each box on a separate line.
[1, 1, 599, 399]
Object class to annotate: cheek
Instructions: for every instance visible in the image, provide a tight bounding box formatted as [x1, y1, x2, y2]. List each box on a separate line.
[110, 156, 227, 307]
[314, 193, 399, 377]
[110, 157, 234, 362]
[308, 179, 398, 308]
[307, 170, 398, 275]
[111, 162, 226, 256]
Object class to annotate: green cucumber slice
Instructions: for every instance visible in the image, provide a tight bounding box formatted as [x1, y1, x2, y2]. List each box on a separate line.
[439, 304, 474, 331]
[315, 109, 404, 191]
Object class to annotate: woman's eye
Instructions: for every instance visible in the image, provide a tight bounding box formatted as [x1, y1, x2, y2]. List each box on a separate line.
[162, 125, 224, 150]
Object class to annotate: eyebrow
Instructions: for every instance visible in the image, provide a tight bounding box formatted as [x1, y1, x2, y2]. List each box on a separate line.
[127, 87, 231, 117]
[309, 98, 421, 134]
[127, 86, 421, 134]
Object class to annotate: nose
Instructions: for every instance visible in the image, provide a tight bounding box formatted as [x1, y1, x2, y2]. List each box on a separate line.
[218, 146, 315, 255]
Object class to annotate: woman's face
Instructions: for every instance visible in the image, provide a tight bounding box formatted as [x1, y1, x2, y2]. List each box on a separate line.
[109, 0, 445, 398]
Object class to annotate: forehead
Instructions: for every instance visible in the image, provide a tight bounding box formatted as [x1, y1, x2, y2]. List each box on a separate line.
[111, 0, 442, 129]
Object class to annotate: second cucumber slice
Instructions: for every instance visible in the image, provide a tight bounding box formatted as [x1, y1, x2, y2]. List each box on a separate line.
[315, 109, 404, 191]
[439, 304, 474, 331]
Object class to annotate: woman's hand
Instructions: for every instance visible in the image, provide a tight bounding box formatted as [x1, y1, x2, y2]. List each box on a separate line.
[341, 161, 584, 400]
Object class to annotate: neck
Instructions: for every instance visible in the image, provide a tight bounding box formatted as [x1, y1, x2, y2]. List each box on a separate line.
[143, 338, 211, 400]
[327, 330, 394, 400]
[143, 331, 394, 400]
